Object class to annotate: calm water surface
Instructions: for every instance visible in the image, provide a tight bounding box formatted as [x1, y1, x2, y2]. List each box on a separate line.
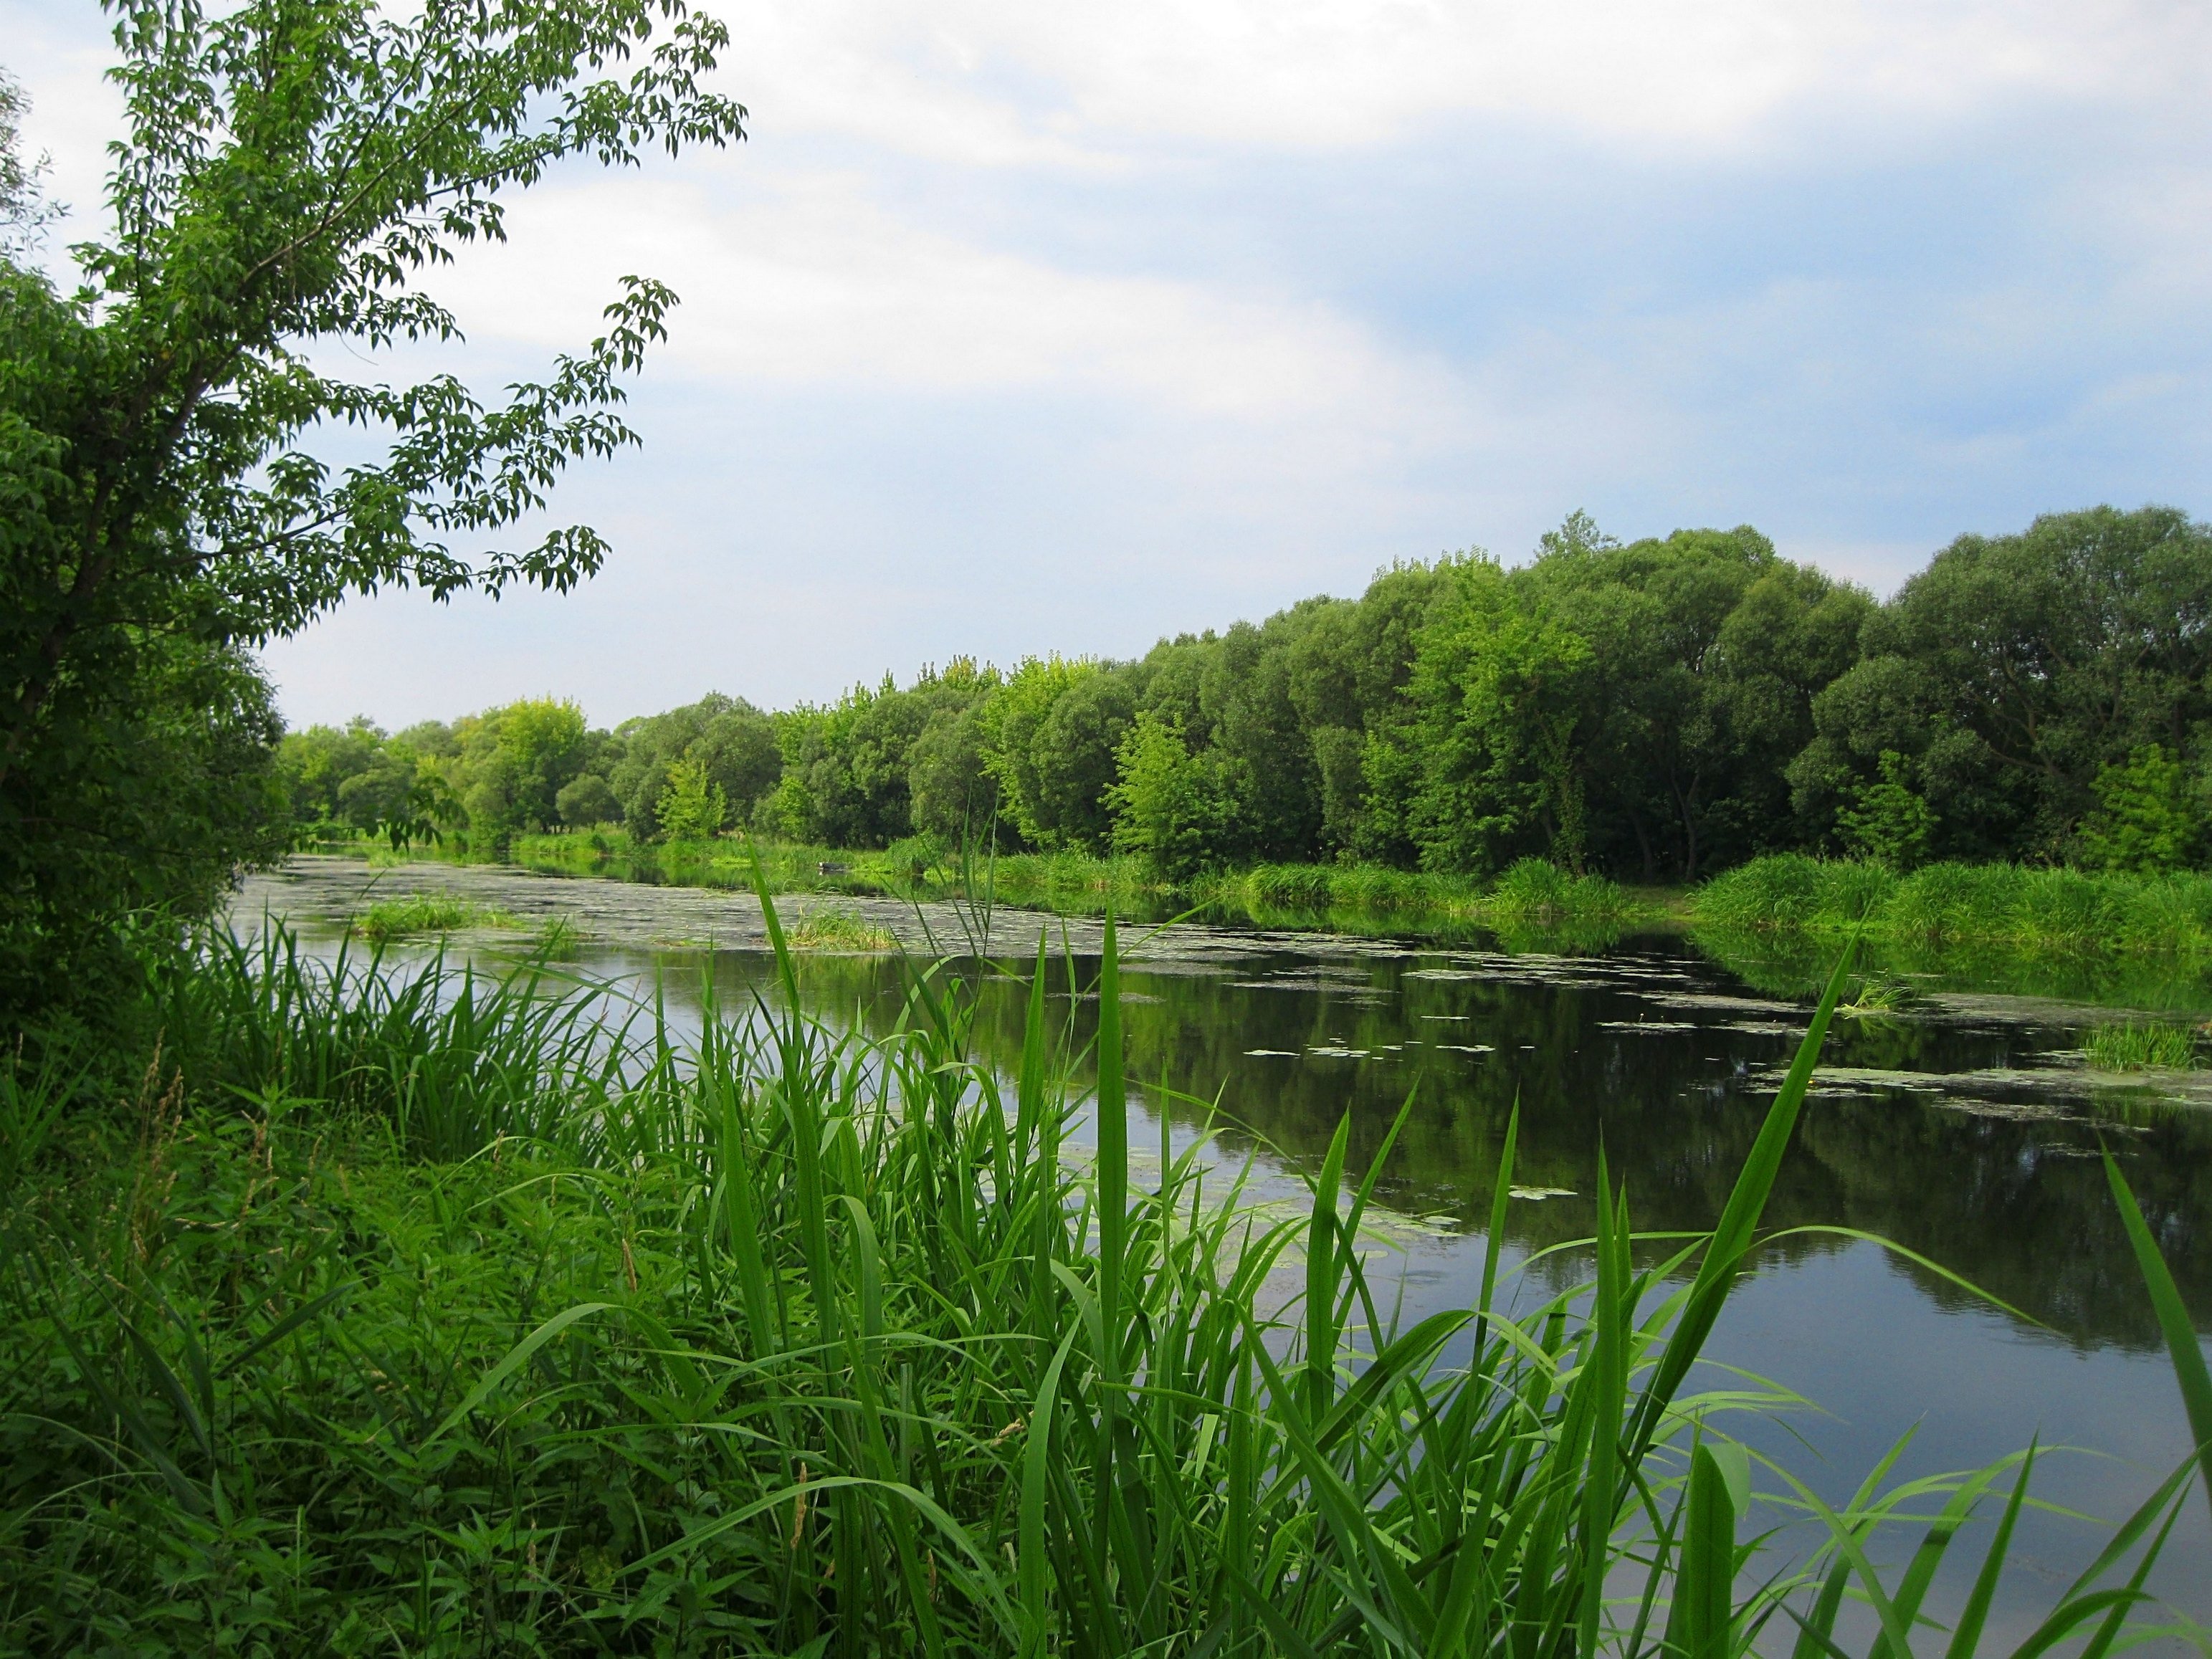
[264, 859, 2211, 1643]
[646, 929, 2212, 1643]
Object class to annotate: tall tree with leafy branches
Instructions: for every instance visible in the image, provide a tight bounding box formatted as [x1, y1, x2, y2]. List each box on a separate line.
[0, 0, 745, 1033]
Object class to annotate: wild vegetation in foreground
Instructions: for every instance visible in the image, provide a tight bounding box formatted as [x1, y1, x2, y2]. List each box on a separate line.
[4, 901, 2210, 1655]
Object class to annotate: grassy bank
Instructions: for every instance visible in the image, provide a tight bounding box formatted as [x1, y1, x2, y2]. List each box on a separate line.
[1697, 855, 2212, 955]
[1188, 856, 1640, 922]
[497, 831, 1659, 937]
[4, 907, 2208, 1653]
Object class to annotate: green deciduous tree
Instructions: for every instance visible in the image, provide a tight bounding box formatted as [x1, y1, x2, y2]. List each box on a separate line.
[445, 697, 588, 852]
[1106, 712, 1223, 881]
[978, 657, 1134, 852]
[1841, 506, 2212, 861]
[1, 0, 743, 1033]
[2077, 745, 2203, 874]
[553, 770, 621, 828]
[1393, 556, 1598, 876]
[908, 705, 997, 846]
[1836, 750, 1935, 870]
[277, 717, 388, 830]
[1519, 524, 1868, 880]
[654, 752, 728, 843]
[0, 69, 60, 259]
[606, 694, 777, 838]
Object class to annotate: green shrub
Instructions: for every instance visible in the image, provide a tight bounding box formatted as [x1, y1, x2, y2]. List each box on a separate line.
[2078, 745, 2203, 874]
[1836, 749, 1935, 869]
[654, 753, 730, 842]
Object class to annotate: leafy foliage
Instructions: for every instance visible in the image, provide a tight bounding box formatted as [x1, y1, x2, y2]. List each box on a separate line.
[1836, 750, 1935, 870]
[0, 0, 745, 1034]
[1106, 711, 1224, 880]
[2079, 745, 2203, 874]
[654, 752, 728, 843]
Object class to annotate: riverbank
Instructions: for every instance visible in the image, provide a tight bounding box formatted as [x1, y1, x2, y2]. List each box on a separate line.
[360, 831, 1679, 933]
[1698, 854, 2212, 955]
[307, 831, 2212, 986]
[7, 908, 2205, 1652]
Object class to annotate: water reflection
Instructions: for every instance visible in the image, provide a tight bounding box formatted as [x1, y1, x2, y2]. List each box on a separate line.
[312, 914, 2212, 1630]
[649, 940, 2212, 1352]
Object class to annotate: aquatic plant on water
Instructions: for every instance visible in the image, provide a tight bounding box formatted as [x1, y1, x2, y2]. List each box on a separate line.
[350, 889, 518, 940]
[4, 891, 2208, 1652]
[789, 906, 900, 952]
[2085, 1020, 2202, 1072]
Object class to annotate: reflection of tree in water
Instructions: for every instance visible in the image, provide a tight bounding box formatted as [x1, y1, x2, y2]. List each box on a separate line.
[692, 945, 2212, 1351]
[1697, 927, 2212, 1016]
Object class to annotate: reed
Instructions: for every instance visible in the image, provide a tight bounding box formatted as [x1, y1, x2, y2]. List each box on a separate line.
[6, 904, 2204, 1653]
[2085, 1020, 2201, 1071]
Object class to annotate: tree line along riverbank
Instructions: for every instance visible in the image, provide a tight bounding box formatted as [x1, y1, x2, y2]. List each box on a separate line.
[282, 505, 2212, 904]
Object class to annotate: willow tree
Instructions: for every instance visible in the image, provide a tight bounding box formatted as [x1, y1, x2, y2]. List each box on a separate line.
[0, 0, 744, 1032]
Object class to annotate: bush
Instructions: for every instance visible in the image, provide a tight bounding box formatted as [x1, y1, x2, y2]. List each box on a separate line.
[2077, 745, 2203, 873]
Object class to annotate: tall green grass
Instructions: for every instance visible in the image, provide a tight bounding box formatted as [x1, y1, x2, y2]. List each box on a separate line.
[1697, 854, 2212, 955]
[9, 907, 2203, 1652]
[2085, 1021, 2202, 1072]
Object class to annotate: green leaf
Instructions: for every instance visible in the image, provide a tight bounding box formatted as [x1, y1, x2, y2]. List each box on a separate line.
[2103, 1150, 2212, 1522]
[422, 1302, 614, 1448]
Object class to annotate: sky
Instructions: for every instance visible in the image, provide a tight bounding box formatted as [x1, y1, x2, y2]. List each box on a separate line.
[5, 0, 2211, 730]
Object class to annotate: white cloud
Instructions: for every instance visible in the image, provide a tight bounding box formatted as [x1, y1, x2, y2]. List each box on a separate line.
[432, 171, 1480, 435]
[10, 0, 2212, 729]
[733, 0, 2212, 161]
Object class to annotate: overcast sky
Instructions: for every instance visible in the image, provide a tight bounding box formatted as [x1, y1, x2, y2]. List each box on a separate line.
[6, 0, 2210, 729]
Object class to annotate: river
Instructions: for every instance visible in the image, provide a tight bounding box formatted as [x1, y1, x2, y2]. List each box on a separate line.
[237, 856, 2212, 1643]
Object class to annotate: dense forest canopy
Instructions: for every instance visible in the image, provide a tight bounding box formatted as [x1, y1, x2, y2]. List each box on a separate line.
[286, 504, 2212, 883]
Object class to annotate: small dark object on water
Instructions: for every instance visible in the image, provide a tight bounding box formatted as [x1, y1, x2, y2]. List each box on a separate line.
[818, 861, 849, 876]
